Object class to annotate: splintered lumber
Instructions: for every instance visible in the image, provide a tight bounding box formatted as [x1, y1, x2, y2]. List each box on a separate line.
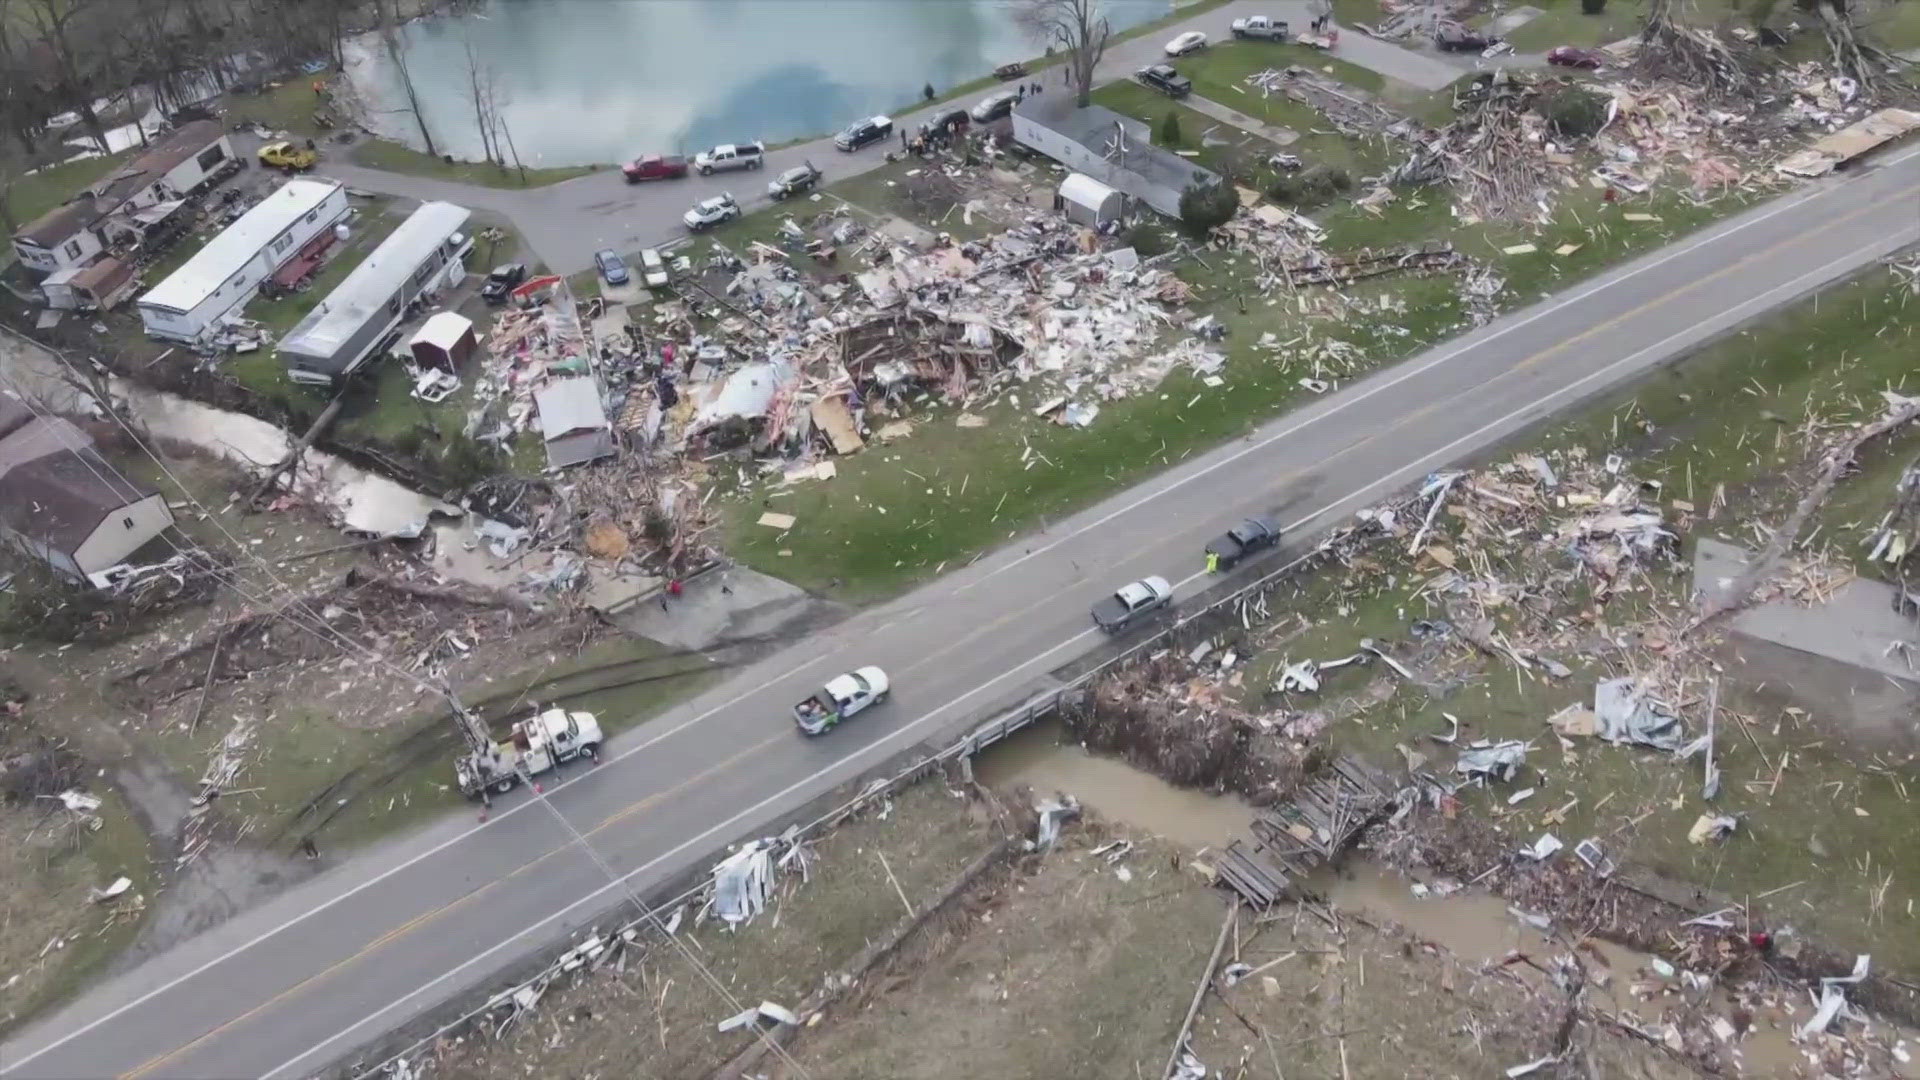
[1218, 839, 1292, 907]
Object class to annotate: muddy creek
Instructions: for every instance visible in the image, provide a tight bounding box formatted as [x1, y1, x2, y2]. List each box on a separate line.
[976, 721, 1910, 1078]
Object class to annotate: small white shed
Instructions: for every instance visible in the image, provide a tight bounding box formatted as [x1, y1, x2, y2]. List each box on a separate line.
[1058, 173, 1124, 230]
[534, 377, 616, 469]
[408, 311, 477, 371]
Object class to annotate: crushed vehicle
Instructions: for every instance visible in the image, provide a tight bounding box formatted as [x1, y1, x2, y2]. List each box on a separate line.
[793, 667, 890, 735]
[1165, 30, 1208, 55]
[1548, 45, 1607, 68]
[993, 61, 1029, 81]
[594, 248, 629, 286]
[835, 116, 893, 151]
[1434, 27, 1495, 51]
[1231, 15, 1289, 40]
[637, 246, 669, 289]
[479, 262, 527, 305]
[455, 707, 603, 798]
[971, 91, 1019, 123]
[1137, 63, 1192, 97]
[257, 140, 315, 171]
[768, 161, 822, 199]
[1092, 576, 1173, 633]
[622, 153, 688, 182]
[693, 141, 765, 174]
[1205, 516, 1282, 570]
[683, 193, 742, 231]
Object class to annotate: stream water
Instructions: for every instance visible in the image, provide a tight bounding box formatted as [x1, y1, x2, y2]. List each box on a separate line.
[975, 720, 1912, 1078]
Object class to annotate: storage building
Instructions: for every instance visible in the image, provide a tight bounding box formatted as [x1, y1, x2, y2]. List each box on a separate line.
[42, 257, 139, 312]
[1057, 173, 1124, 229]
[136, 179, 350, 344]
[279, 201, 473, 386]
[535, 378, 616, 468]
[408, 311, 477, 372]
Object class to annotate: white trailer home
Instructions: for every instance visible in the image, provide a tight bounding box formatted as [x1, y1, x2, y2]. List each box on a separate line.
[279, 201, 473, 386]
[136, 179, 350, 344]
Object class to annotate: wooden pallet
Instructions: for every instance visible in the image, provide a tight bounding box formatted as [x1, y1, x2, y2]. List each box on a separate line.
[1217, 839, 1292, 908]
[1217, 756, 1398, 909]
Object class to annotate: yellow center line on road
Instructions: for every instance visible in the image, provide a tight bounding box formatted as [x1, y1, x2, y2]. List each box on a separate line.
[99, 165, 1920, 1080]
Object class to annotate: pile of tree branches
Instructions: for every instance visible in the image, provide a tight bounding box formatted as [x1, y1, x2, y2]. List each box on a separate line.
[1635, 0, 1767, 99]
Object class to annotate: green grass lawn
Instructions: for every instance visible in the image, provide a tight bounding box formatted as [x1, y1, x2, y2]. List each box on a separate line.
[2, 150, 132, 230]
[1175, 38, 1387, 95]
[1094, 75, 1394, 183]
[350, 138, 599, 189]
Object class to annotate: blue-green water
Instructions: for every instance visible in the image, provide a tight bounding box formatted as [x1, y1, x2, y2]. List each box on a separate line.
[347, 0, 1172, 166]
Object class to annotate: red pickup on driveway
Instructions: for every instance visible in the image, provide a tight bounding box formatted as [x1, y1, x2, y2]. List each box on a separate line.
[622, 154, 689, 183]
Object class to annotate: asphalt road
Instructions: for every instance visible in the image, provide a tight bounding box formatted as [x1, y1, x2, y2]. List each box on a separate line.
[312, 0, 1486, 275]
[6, 120, 1920, 1079]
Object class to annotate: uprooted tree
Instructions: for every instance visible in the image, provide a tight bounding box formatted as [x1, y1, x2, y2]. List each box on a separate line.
[1638, 0, 1763, 98]
[1795, 0, 1909, 94]
[1014, 0, 1111, 108]
[1177, 178, 1239, 237]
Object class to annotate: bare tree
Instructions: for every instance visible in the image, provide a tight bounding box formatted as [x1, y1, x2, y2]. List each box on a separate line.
[1014, 0, 1111, 108]
[23, 0, 115, 153]
[1796, 0, 1907, 93]
[461, 35, 499, 165]
[377, 0, 438, 157]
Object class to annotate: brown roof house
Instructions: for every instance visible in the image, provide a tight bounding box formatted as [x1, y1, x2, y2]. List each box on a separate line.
[11, 119, 233, 274]
[0, 415, 174, 582]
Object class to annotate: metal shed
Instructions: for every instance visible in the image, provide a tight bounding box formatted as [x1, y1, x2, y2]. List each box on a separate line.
[1058, 173, 1124, 230]
[534, 378, 616, 468]
[408, 311, 477, 371]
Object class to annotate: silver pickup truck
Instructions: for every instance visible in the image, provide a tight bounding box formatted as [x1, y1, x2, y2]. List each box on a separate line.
[693, 141, 765, 175]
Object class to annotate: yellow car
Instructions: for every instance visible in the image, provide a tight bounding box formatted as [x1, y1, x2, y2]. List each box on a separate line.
[258, 141, 316, 171]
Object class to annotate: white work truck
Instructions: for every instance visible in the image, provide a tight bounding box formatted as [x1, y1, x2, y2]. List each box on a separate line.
[792, 667, 890, 735]
[693, 141, 765, 175]
[455, 707, 603, 798]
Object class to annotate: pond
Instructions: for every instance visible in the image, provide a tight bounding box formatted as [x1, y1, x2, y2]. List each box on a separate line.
[344, 0, 1175, 167]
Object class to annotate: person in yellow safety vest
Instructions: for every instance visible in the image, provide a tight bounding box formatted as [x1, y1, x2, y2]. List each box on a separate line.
[1206, 551, 1220, 574]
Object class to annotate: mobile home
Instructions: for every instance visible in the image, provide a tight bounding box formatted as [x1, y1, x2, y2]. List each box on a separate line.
[136, 179, 350, 344]
[278, 201, 473, 386]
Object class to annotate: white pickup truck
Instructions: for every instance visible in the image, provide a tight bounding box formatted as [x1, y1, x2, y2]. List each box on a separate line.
[793, 667, 890, 735]
[455, 707, 603, 798]
[693, 141, 766, 175]
[1231, 15, 1290, 40]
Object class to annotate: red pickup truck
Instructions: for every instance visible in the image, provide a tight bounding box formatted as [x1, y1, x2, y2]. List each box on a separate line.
[622, 154, 689, 183]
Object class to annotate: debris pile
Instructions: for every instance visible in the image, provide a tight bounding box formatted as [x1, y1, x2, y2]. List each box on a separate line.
[1242, 67, 1415, 139]
[1390, 72, 1564, 223]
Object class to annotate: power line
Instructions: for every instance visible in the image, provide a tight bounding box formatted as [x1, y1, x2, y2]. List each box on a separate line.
[2, 366, 816, 1077]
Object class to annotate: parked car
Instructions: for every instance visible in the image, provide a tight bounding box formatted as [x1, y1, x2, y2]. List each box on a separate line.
[970, 90, 1019, 123]
[637, 247, 669, 289]
[1091, 576, 1173, 633]
[1136, 64, 1192, 97]
[768, 161, 822, 199]
[835, 116, 893, 152]
[693, 142, 765, 175]
[682, 193, 742, 231]
[1231, 15, 1289, 40]
[1165, 30, 1208, 56]
[926, 107, 971, 136]
[257, 140, 315, 171]
[594, 249, 629, 286]
[479, 262, 527, 305]
[1205, 517, 1281, 570]
[622, 153, 688, 182]
[1548, 45, 1607, 69]
[792, 667, 890, 735]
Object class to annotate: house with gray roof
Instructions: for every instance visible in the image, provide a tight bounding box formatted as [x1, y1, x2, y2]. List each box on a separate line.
[1010, 94, 1221, 218]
